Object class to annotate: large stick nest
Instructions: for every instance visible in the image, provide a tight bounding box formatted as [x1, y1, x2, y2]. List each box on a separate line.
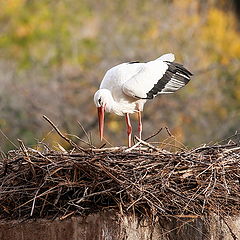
[1, 137, 240, 221]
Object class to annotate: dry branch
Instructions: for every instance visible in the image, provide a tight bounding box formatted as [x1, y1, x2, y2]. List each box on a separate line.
[1, 139, 240, 221]
[42, 115, 87, 153]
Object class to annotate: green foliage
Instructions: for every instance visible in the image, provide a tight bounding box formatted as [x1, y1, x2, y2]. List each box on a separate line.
[0, 0, 96, 68]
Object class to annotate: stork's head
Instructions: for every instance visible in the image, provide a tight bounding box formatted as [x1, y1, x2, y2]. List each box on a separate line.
[94, 89, 113, 141]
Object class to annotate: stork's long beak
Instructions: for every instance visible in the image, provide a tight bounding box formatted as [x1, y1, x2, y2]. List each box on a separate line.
[97, 106, 105, 141]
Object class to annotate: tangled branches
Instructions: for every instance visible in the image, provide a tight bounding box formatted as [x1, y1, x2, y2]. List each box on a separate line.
[1, 141, 240, 221]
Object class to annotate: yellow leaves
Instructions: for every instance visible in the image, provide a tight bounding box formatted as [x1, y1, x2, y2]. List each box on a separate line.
[0, 0, 26, 15]
[174, 0, 195, 8]
[16, 25, 32, 38]
[0, 0, 98, 68]
[200, 8, 240, 63]
[173, 0, 200, 24]
[14, 7, 52, 39]
[207, 8, 233, 29]
[144, 22, 159, 41]
[233, 73, 240, 101]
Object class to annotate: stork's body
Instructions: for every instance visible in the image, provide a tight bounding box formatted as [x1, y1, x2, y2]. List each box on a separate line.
[94, 53, 192, 147]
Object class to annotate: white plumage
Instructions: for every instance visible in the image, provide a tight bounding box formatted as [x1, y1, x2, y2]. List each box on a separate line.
[94, 53, 192, 147]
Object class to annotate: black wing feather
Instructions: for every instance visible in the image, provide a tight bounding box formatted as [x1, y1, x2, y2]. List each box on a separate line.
[128, 61, 140, 64]
[145, 62, 193, 99]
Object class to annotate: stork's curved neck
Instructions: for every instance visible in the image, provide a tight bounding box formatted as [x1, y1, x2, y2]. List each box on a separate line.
[94, 89, 136, 116]
[103, 90, 116, 113]
[94, 89, 115, 113]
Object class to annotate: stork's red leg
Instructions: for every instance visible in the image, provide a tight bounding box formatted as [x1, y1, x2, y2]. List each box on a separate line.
[125, 113, 132, 147]
[137, 111, 142, 140]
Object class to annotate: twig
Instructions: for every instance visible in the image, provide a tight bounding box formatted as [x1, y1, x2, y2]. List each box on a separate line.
[0, 128, 18, 148]
[125, 141, 141, 152]
[135, 136, 159, 151]
[99, 143, 106, 149]
[189, 143, 238, 154]
[144, 128, 163, 141]
[30, 184, 44, 216]
[222, 217, 238, 240]
[2, 138, 240, 223]
[165, 127, 173, 137]
[15, 186, 59, 210]
[66, 133, 96, 148]
[18, 139, 36, 178]
[87, 146, 127, 152]
[27, 147, 55, 164]
[77, 121, 95, 148]
[59, 211, 75, 220]
[76, 188, 115, 204]
[42, 115, 87, 153]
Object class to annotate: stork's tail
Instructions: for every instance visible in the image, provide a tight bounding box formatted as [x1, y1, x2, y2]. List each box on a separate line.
[156, 53, 175, 62]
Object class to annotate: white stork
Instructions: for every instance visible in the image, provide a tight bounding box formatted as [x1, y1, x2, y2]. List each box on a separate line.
[94, 53, 192, 147]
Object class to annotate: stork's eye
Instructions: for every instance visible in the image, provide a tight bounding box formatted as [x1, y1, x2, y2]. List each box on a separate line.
[98, 98, 102, 105]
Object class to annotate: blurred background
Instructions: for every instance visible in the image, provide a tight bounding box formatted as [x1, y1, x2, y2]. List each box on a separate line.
[0, 0, 240, 151]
